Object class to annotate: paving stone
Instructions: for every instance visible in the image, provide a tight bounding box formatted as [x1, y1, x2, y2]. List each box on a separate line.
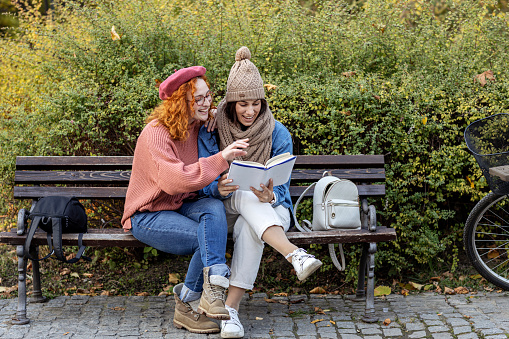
[432, 333, 454, 339]
[405, 322, 425, 331]
[382, 327, 403, 336]
[454, 326, 474, 335]
[408, 331, 428, 338]
[428, 325, 451, 333]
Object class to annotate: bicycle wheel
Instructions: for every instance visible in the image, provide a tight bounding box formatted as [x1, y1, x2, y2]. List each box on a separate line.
[464, 192, 509, 290]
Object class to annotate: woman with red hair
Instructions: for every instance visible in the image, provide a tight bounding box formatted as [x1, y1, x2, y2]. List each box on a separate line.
[121, 66, 248, 334]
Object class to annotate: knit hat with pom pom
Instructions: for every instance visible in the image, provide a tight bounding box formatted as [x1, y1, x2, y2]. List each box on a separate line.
[225, 47, 265, 102]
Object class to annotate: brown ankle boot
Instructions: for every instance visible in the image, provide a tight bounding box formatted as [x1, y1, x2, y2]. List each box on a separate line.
[173, 283, 219, 334]
[197, 267, 230, 320]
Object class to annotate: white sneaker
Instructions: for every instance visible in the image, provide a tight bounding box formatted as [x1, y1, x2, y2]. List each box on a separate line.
[221, 305, 244, 338]
[287, 248, 322, 281]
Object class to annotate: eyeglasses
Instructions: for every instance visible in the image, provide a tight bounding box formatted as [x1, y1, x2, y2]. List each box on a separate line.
[191, 91, 213, 106]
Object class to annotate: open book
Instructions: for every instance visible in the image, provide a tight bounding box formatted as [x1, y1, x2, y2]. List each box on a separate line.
[226, 152, 297, 191]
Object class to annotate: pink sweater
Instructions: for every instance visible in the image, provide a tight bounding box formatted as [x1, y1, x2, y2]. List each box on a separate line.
[121, 120, 228, 230]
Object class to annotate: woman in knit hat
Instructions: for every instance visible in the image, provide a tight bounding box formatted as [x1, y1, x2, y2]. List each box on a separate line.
[121, 66, 249, 334]
[198, 47, 322, 338]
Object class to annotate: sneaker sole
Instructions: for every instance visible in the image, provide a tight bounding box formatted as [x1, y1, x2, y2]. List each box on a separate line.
[221, 329, 245, 338]
[197, 306, 231, 320]
[297, 260, 323, 281]
[173, 320, 220, 334]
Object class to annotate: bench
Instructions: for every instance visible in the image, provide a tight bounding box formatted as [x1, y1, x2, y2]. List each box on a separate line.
[0, 155, 396, 324]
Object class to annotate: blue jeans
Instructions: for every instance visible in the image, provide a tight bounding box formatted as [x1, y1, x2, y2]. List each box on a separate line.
[130, 198, 229, 293]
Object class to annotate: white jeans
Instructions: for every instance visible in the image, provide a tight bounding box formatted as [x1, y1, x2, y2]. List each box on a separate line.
[223, 190, 291, 290]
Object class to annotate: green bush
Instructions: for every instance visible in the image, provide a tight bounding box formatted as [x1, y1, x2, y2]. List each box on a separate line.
[1, 0, 509, 280]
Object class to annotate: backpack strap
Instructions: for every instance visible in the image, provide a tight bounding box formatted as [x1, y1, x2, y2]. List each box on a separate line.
[329, 243, 346, 271]
[51, 217, 91, 263]
[292, 182, 316, 233]
[24, 216, 54, 261]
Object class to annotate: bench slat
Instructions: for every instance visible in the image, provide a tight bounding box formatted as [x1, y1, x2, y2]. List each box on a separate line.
[13, 184, 386, 199]
[0, 227, 396, 247]
[15, 168, 385, 184]
[16, 155, 385, 170]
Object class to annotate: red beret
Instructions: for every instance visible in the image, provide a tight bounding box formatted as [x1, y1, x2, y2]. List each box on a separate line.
[159, 66, 206, 100]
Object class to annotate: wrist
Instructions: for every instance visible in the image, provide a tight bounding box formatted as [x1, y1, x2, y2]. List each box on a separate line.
[269, 192, 276, 204]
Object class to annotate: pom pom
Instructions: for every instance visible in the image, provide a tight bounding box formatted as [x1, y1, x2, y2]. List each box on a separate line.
[235, 46, 251, 61]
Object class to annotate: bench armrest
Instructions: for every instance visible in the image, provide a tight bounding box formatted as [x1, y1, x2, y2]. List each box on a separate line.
[361, 199, 377, 232]
[17, 208, 29, 235]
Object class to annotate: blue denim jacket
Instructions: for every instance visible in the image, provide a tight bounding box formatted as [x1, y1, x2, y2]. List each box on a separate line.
[198, 120, 293, 211]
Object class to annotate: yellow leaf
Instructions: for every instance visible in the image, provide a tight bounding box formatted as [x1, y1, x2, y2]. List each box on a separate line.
[409, 281, 424, 290]
[374, 286, 391, 296]
[111, 26, 121, 41]
[422, 116, 427, 125]
[70, 272, 79, 278]
[311, 319, 324, 324]
[168, 273, 180, 284]
[263, 84, 277, 91]
[309, 286, 326, 294]
[330, 320, 336, 325]
[470, 274, 482, 279]
[255, 317, 263, 320]
[466, 176, 474, 189]
[383, 318, 391, 326]
[423, 284, 434, 291]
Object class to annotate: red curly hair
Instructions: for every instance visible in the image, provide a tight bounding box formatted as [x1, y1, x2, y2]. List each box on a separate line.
[146, 76, 213, 141]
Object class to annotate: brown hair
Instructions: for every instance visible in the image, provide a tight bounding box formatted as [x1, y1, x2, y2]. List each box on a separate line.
[225, 99, 267, 125]
[146, 76, 213, 141]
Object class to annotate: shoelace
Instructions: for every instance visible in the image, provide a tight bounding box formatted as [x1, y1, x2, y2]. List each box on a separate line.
[209, 283, 227, 301]
[223, 307, 241, 327]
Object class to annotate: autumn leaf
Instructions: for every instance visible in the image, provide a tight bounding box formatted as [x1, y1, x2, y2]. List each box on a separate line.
[444, 286, 455, 295]
[383, 318, 391, 326]
[330, 320, 336, 325]
[264, 298, 278, 303]
[454, 287, 469, 294]
[110, 307, 125, 311]
[111, 26, 121, 41]
[60, 268, 71, 276]
[422, 116, 427, 125]
[311, 319, 324, 324]
[264, 84, 277, 91]
[274, 292, 288, 297]
[400, 289, 409, 296]
[70, 272, 79, 278]
[154, 79, 162, 89]
[374, 286, 391, 296]
[470, 274, 482, 279]
[168, 273, 180, 284]
[314, 307, 325, 314]
[255, 317, 263, 320]
[373, 94, 380, 101]
[100, 290, 112, 296]
[409, 281, 424, 290]
[423, 284, 434, 291]
[83, 273, 94, 278]
[309, 286, 326, 294]
[342, 71, 356, 77]
[466, 176, 475, 189]
[135, 292, 149, 296]
[430, 276, 441, 281]
[487, 249, 500, 259]
[474, 70, 495, 86]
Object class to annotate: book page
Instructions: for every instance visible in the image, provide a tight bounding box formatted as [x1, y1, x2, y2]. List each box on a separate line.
[226, 162, 268, 191]
[265, 157, 297, 186]
[265, 152, 292, 167]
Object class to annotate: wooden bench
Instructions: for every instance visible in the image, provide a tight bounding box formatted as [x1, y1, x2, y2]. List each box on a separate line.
[0, 155, 396, 324]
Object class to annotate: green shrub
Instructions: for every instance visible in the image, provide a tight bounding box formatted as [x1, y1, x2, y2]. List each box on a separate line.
[1, 0, 509, 280]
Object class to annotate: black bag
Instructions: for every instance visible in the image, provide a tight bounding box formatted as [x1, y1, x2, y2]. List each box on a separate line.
[24, 196, 91, 263]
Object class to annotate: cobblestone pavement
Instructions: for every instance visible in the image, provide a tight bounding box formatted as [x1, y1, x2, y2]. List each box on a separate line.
[1, 291, 509, 338]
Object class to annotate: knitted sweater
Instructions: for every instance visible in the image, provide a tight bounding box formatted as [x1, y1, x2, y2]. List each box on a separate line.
[121, 120, 229, 230]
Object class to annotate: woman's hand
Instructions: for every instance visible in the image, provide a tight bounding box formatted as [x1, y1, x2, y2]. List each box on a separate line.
[218, 174, 238, 197]
[221, 139, 249, 161]
[250, 178, 275, 203]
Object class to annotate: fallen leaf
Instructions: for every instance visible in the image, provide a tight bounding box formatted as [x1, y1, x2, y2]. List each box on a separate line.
[70, 272, 79, 278]
[330, 320, 336, 325]
[442, 271, 453, 279]
[454, 286, 469, 294]
[76, 288, 90, 295]
[289, 298, 305, 304]
[444, 286, 455, 295]
[101, 290, 112, 296]
[274, 292, 288, 297]
[374, 286, 392, 296]
[309, 287, 326, 294]
[470, 274, 482, 279]
[311, 319, 324, 324]
[168, 273, 180, 284]
[255, 317, 263, 320]
[409, 281, 424, 290]
[423, 284, 434, 291]
[342, 71, 356, 77]
[383, 318, 391, 326]
[430, 276, 441, 281]
[83, 273, 94, 278]
[497, 290, 503, 293]
[314, 307, 325, 315]
[135, 292, 149, 296]
[487, 249, 500, 259]
[422, 116, 427, 125]
[110, 307, 125, 311]
[464, 315, 472, 319]
[400, 289, 409, 296]
[158, 291, 169, 296]
[264, 298, 278, 303]
[63, 333, 69, 335]
[111, 26, 121, 41]
[474, 70, 495, 87]
[60, 268, 71, 276]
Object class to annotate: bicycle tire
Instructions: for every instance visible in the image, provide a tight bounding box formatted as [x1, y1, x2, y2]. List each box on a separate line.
[464, 192, 509, 290]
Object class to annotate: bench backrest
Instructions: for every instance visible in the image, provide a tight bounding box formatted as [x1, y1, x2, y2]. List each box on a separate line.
[14, 155, 385, 201]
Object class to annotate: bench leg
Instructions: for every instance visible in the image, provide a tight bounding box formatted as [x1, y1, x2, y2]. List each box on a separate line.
[353, 243, 368, 300]
[12, 245, 29, 325]
[29, 246, 47, 304]
[362, 242, 377, 323]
